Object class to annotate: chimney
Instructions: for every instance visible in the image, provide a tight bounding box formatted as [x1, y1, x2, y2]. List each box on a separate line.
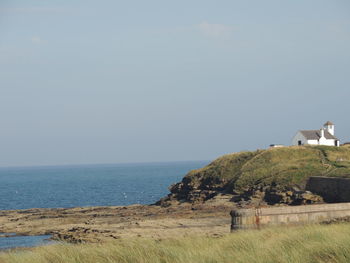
[320, 128, 325, 138]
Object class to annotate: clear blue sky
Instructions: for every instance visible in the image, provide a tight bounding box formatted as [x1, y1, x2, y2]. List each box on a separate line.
[0, 0, 349, 167]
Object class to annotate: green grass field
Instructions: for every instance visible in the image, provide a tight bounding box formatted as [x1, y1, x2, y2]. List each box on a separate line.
[2, 223, 350, 263]
[182, 145, 350, 193]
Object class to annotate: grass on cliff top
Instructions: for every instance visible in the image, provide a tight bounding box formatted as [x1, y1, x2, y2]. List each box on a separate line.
[184, 145, 350, 191]
[2, 224, 350, 263]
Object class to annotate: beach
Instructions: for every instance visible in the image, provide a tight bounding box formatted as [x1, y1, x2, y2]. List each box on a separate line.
[0, 197, 233, 244]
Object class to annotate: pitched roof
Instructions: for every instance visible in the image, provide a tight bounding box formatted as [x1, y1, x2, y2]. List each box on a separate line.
[324, 121, 334, 126]
[300, 130, 338, 140]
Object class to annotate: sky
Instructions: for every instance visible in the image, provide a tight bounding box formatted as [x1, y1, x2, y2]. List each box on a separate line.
[0, 0, 350, 167]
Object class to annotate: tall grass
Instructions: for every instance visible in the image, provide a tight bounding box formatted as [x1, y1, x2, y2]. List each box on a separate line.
[2, 223, 350, 263]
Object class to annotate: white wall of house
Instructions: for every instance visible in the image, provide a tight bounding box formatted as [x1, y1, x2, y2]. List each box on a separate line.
[319, 136, 337, 146]
[307, 140, 319, 145]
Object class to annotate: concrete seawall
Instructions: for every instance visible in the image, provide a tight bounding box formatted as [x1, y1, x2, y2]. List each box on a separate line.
[306, 176, 350, 203]
[231, 203, 350, 231]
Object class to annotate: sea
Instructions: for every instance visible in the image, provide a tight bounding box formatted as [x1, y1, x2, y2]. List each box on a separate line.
[0, 161, 207, 249]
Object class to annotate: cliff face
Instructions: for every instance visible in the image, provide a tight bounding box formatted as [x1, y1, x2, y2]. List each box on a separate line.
[158, 145, 350, 207]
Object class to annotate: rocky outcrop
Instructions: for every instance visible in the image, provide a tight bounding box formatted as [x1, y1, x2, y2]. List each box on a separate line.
[157, 146, 350, 208]
[166, 176, 228, 203]
[51, 227, 119, 243]
[157, 179, 324, 208]
[257, 186, 323, 206]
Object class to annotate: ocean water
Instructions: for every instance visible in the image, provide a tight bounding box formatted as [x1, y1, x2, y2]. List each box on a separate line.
[0, 161, 207, 249]
[0, 161, 207, 211]
[0, 234, 53, 250]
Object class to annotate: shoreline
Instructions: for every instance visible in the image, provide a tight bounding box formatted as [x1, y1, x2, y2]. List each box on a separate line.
[0, 196, 234, 244]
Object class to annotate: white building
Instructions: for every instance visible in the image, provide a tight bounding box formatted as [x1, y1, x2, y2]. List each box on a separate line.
[292, 121, 340, 147]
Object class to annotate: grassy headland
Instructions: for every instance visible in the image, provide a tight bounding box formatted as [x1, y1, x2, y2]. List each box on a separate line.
[189, 145, 350, 190]
[2, 223, 350, 263]
[162, 145, 350, 206]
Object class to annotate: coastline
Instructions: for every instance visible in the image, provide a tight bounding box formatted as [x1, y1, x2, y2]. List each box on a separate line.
[0, 196, 234, 244]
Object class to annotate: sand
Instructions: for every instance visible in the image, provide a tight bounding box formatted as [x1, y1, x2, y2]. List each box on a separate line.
[0, 195, 235, 243]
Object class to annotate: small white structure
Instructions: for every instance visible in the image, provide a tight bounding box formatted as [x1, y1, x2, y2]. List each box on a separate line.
[292, 121, 340, 147]
[270, 144, 284, 148]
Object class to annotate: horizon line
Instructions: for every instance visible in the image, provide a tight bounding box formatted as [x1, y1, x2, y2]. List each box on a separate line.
[0, 159, 211, 170]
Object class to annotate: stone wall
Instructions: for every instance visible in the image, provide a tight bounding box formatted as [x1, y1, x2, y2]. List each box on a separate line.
[306, 176, 350, 203]
[231, 203, 350, 231]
